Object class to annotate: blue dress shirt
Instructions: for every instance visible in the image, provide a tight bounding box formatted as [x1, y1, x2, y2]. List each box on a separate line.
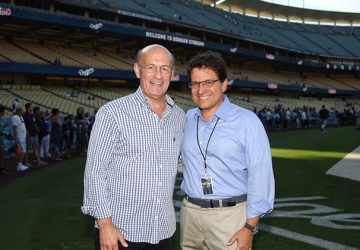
[180, 96, 275, 219]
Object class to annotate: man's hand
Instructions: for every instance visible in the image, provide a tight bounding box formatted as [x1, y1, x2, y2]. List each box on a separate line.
[98, 218, 128, 250]
[227, 217, 260, 250]
[226, 227, 253, 250]
[4, 122, 10, 127]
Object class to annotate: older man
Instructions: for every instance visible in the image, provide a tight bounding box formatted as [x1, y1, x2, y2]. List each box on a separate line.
[82, 44, 186, 250]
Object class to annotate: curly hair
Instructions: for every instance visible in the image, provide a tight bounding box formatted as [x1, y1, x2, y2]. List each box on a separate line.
[187, 51, 227, 82]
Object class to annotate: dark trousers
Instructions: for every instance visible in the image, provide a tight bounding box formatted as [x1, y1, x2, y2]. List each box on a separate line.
[76, 132, 86, 153]
[95, 228, 173, 250]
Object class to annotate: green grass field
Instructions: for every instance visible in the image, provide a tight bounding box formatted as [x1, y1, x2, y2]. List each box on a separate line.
[0, 126, 360, 249]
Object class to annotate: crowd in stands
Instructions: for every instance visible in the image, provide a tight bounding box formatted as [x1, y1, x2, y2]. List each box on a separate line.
[0, 98, 97, 175]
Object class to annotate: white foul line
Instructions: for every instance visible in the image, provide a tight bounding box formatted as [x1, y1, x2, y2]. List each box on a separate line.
[259, 223, 359, 250]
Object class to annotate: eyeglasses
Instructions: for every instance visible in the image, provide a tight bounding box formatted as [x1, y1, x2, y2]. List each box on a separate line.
[138, 64, 173, 74]
[188, 79, 220, 89]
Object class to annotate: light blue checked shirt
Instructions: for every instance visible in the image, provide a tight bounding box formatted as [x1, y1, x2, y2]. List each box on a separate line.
[81, 87, 186, 244]
[180, 96, 275, 219]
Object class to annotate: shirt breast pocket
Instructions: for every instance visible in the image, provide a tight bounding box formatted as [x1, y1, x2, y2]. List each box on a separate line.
[171, 130, 183, 155]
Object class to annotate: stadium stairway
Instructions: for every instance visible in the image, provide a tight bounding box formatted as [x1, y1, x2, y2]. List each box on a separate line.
[43, 44, 89, 68]
[0, 53, 13, 63]
[325, 34, 357, 58]
[41, 87, 96, 110]
[10, 41, 52, 65]
[70, 86, 112, 102]
[298, 32, 330, 56]
[5, 89, 52, 111]
[329, 77, 360, 91]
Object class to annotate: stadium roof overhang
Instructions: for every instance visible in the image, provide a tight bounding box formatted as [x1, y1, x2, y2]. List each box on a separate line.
[202, 0, 360, 25]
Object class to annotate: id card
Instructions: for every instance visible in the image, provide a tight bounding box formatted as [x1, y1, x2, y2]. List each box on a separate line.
[201, 176, 213, 195]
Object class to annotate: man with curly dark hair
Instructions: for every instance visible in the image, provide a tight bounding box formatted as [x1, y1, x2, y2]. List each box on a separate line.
[180, 51, 275, 250]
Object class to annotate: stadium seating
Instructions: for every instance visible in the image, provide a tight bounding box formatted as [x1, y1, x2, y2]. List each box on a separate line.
[0, 39, 46, 64]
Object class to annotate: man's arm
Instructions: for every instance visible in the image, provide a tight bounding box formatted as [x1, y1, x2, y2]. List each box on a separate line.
[228, 114, 275, 250]
[81, 106, 125, 249]
[227, 216, 260, 250]
[97, 218, 128, 249]
[13, 125, 18, 143]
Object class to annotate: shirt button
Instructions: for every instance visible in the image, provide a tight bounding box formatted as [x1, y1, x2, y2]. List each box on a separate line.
[157, 199, 160, 203]
[200, 141, 203, 144]
[155, 216, 158, 220]
[159, 182, 162, 186]
[160, 148, 163, 151]
[159, 165, 162, 168]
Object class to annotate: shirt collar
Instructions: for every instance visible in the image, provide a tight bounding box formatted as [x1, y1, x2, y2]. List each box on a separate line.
[134, 86, 175, 109]
[194, 95, 230, 122]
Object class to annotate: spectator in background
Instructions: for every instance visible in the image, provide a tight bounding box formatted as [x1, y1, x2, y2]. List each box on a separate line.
[50, 108, 63, 160]
[286, 108, 291, 129]
[266, 109, 272, 130]
[39, 111, 52, 160]
[62, 116, 71, 159]
[281, 108, 287, 130]
[273, 110, 281, 130]
[0, 106, 10, 174]
[84, 112, 90, 124]
[33, 107, 44, 155]
[67, 114, 75, 156]
[12, 106, 28, 171]
[319, 105, 329, 133]
[23, 103, 48, 167]
[91, 109, 97, 121]
[13, 98, 19, 115]
[301, 109, 308, 129]
[87, 118, 93, 139]
[74, 107, 87, 155]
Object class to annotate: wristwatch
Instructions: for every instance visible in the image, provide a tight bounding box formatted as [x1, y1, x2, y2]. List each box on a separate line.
[244, 223, 258, 235]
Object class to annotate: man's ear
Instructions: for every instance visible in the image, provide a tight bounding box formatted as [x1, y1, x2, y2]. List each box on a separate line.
[222, 78, 228, 93]
[134, 63, 140, 78]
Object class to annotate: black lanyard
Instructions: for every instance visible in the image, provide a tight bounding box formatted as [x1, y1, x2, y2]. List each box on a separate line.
[196, 116, 220, 176]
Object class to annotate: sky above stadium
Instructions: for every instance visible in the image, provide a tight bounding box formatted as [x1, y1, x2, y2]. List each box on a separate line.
[261, 0, 360, 13]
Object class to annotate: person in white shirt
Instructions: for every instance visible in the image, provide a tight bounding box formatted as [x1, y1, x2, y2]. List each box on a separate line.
[286, 108, 291, 129]
[301, 110, 308, 128]
[266, 109, 272, 129]
[12, 98, 19, 115]
[11, 106, 28, 171]
[273, 111, 281, 130]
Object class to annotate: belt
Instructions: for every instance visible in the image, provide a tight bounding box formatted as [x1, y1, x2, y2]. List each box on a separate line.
[185, 194, 247, 208]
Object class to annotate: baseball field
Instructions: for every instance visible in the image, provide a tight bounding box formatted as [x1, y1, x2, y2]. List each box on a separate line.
[0, 126, 359, 249]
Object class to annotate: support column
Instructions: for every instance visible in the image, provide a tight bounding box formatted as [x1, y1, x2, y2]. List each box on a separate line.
[50, 3, 54, 12]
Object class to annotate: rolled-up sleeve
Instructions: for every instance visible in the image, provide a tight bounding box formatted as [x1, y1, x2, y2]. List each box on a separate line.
[81, 105, 117, 220]
[245, 117, 275, 219]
